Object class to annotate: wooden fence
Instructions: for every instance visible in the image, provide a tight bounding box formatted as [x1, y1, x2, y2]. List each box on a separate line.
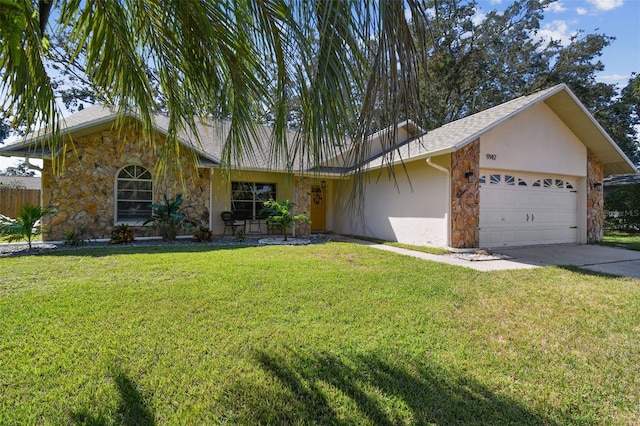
[0, 188, 41, 218]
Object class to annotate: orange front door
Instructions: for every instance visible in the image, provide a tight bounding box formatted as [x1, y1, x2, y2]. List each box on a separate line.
[310, 184, 326, 231]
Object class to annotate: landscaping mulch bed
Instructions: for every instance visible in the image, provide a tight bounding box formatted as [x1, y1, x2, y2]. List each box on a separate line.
[0, 235, 331, 258]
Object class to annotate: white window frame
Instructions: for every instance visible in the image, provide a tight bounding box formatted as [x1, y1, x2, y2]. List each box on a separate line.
[115, 165, 153, 225]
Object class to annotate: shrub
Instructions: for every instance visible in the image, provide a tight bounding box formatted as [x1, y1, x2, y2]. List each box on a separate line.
[235, 226, 246, 242]
[261, 199, 310, 241]
[110, 224, 135, 244]
[64, 223, 88, 246]
[0, 203, 55, 250]
[193, 225, 213, 242]
[144, 194, 194, 241]
[605, 184, 640, 231]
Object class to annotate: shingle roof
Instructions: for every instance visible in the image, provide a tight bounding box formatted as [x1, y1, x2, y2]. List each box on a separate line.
[1, 84, 635, 175]
[604, 173, 640, 187]
[0, 106, 302, 171]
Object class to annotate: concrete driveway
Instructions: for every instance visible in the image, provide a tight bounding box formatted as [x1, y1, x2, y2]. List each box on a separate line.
[496, 244, 640, 279]
[334, 236, 640, 278]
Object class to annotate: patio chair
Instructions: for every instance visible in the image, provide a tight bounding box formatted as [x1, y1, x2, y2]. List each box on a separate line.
[220, 211, 246, 236]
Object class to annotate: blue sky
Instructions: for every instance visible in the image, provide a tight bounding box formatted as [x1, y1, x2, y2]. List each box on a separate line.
[1, 0, 638, 171]
[476, 0, 639, 87]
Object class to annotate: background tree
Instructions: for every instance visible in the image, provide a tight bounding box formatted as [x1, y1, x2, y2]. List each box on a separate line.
[599, 75, 640, 164]
[0, 119, 8, 144]
[0, 162, 36, 177]
[1, 0, 636, 181]
[410, 0, 638, 163]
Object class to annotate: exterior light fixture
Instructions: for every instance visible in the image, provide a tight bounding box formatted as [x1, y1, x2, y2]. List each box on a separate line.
[321, 180, 326, 188]
[464, 171, 474, 183]
[593, 182, 603, 192]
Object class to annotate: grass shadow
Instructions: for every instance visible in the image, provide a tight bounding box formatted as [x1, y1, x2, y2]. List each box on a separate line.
[221, 348, 558, 425]
[69, 366, 155, 425]
[556, 264, 627, 278]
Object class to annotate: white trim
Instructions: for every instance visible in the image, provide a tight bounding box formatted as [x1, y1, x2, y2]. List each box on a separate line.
[425, 157, 451, 247]
[209, 168, 214, 231]
[114, 164, 153, 224]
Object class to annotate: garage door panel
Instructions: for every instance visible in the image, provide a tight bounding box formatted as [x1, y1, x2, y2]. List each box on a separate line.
[515, 230, 530, 243]
[479, 170, 579, 247]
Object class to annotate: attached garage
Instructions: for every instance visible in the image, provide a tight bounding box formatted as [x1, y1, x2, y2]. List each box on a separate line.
[333, 83, 636, 250]
[479, 170, 579, 246]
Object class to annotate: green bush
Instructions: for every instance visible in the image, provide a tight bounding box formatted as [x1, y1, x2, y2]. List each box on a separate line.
[110, 224, 135, 244]
[605, 184, 640, 231]
[235, 226, 246, 242]
[64, 223, 88, 246]
[144, 194, 194, 241]
[0, 203, 55, 250]
[261, 199, 310, 241]
[193, 225, 213, 242]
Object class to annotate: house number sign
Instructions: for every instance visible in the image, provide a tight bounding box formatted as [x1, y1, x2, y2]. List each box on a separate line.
[486, 153, 497, 160]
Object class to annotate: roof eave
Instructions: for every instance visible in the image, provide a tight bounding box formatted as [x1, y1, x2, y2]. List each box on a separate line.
[548, 88, 637, 175]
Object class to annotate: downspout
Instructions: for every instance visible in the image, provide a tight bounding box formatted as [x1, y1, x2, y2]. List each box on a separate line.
[425, 157, 452, 249]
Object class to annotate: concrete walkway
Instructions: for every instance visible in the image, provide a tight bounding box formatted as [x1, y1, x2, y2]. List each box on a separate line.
[333, 236, 640, 278]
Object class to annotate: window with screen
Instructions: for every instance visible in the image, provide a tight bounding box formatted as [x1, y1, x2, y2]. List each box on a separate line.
[231, 182, 276, 220]
[116, 165, 153, 222]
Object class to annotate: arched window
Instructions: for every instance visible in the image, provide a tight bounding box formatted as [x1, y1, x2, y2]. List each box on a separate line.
[116, 165, 153, 222]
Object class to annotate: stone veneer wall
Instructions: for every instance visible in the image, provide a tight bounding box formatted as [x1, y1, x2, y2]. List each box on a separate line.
[586, 149, 604, 243]
[294, 176, 311, 236]
[450, 140, 480, 248]
[41, 127, 210, 241]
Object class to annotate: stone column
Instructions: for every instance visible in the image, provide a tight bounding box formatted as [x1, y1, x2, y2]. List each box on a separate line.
[587, 150, 604, 243]
[450, 140, 480, 248]
[294, 176, 311, 236]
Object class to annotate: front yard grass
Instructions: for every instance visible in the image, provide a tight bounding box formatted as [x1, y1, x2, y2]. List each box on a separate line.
[601, 230, 640, 251]
[1, 242, 639, 424]
[348, 234, 449, 254]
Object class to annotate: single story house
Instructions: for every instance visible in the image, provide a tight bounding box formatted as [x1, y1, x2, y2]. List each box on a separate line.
[1, 83, 636, 248]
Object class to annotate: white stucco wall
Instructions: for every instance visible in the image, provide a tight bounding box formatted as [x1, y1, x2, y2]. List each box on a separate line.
[480, 102, 587, 176]
[332, 156, 450, 247]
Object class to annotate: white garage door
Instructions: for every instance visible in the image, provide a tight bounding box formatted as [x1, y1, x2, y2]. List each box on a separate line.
[479, 170, 578, 247]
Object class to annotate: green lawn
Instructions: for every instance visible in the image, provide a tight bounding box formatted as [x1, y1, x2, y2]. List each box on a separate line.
[348, 235, 449, 255]
[601, 231, 640, 251]
[1, 242, 639, 424]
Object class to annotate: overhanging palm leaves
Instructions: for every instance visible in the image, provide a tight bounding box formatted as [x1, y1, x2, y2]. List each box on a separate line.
[1, 1, 431, 184]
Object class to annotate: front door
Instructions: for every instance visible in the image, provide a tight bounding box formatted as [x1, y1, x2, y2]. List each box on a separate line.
[310, 184, 326, 231]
